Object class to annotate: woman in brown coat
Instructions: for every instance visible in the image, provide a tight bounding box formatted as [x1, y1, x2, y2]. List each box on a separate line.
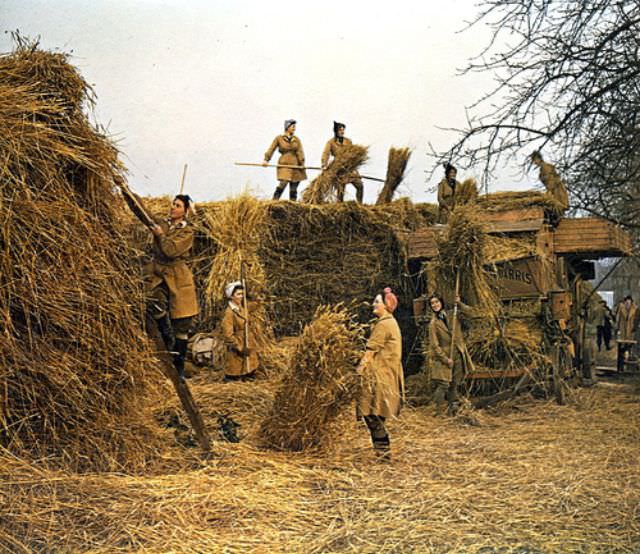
[124, 192, 199, 379]
[437, 163, 460, 223]
[221, 281, 259, 382]
[263, 119, 307, 201]
[428, 293, 474, 415]
[356, 287, 404, 460]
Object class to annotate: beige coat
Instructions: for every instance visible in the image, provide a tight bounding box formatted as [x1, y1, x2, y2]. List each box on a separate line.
[616, 301, 638, 341]
[428, 310, 475, 382]
[539, 162, 569, 210]
[222, 302, 259, 376]
[145, 216, 199, 319]
[357, 315, 405, 419]
[264, 134, 307, 182]
[321, 137, 361, 185]
[437, 178, 459, 223]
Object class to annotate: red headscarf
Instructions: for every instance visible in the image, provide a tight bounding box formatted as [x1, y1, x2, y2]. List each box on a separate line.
[382, 287, 398, 313]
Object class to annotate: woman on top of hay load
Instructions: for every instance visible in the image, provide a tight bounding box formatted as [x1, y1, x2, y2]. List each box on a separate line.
[437, 163, 460, 224]
[356, 287, 404, 460]
[530, 151, 570, 211]
[321, 121, 364, 203]
[263, 119, 307, 201]
[222, 281, 259, 382]
[428, 293, 474, 416]
[123, 193, 199, 380]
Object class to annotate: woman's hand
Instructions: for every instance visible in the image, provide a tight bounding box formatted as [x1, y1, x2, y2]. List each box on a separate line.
[150, 224, 164, 237]
[447, 358, 454, 368]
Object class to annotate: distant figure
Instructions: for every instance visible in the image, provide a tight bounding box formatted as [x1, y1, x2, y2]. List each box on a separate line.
[615, 295, 638, 372]
[595, 300, 614, 352]
[530, 151, 570, 211]
[321, 121, 364, 203]
[437, 163, 460, 223]
[263, 119, 307, 201]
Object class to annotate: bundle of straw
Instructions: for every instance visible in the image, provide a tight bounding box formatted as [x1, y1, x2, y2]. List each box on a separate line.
[456, 177, 479, 205]
[302, 144, 368, 204]
[435, 204, 499, 312]
[0, 39, 163, 470]
[477, 190, 564, 215]
[376, 146, 412, 205]
[202, 193, 272, 344]
[259, 304, 363, 451]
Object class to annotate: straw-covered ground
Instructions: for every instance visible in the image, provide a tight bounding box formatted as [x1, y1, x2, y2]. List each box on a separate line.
[2, 369, 639, 553]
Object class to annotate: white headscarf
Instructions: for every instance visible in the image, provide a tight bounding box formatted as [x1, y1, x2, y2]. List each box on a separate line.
[225, 281, 242, 299]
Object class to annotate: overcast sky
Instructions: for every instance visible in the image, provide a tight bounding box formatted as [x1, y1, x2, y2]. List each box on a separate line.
[2, 0, 537, 203]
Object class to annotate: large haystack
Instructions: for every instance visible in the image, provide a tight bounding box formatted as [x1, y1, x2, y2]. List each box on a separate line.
[0, 40, 162, 470]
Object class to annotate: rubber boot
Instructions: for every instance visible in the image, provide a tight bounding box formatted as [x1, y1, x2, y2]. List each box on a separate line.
[355, 184, 364, 203]
[173, 337, 188, 379]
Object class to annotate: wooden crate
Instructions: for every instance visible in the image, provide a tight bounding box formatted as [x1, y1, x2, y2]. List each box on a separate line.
[478, 207, 546, 234]
[554, 218, 632, 257]
[407, 227, 440, 260]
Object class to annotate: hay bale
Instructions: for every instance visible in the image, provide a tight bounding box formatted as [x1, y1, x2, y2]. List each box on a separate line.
[302, 144, 368, 204]
[0, 40, 163, 470]
[259, 305, 363, 451]
[376, 146, 411, 205]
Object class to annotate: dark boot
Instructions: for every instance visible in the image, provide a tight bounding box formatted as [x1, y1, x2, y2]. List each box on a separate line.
[273, 184, 286, 200]
[156, 314, 174, 351]
[289, 182, 299, 201]
[432, 381, 447, 416]
[173, 337, 188, 379]
[355, 182, 364, 203]
[373, 435, 391, 462]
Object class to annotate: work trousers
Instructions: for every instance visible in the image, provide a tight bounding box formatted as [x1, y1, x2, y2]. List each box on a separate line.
[273, 181, 299, 201]
[432, 350, 463, 415]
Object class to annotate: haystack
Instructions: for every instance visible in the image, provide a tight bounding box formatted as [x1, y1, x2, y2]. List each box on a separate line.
[259, 305, 363, 451]
[0, 39, 162, 470]
[302, 144, 368, 204]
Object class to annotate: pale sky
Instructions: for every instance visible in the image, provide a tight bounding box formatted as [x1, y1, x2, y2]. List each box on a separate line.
[1, 0, 536, 203]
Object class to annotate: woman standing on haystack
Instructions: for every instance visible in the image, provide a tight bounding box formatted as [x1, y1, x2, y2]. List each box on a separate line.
[437, 163, 460, 223]
[427, 293, 474, 416]
[222, 281, 259, 382]
[123, 192, 199, 380]
[356, 287, 405, 461]
[263, 119, 307, 201]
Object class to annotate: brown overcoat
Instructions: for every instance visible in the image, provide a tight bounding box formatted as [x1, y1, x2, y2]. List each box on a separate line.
[437, 178, 459, 223]
[539, 161, 569, 210]
[222, 301, 259, 376]
[616, 301, 638, 341]
[428, 310, 475, 382]
[357, 315, 405, 419]
[145, 216, 199, 319]
[264, 134, 307, 182]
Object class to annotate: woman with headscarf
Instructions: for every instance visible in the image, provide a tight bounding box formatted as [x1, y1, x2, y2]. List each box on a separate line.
[221, 281, 259, 382]
[428, 293, 474, 415]
[321, 121, 364, 203]
[356, 287, 404, 460]
[437, 163, 460, 224]
[263, 119, 307, 201]
[123, 192, 199, 379]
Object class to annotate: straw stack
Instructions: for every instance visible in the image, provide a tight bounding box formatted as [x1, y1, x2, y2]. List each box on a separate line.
[259, 304, 363, 451]
[0, 39, 163, 470]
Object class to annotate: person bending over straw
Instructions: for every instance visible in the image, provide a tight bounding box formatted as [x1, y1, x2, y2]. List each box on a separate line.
[321, 121, 364, 203]
[263, 119, 307, 201]
[123, 193, 199, 379]
[356, 287, 405, 461]
[222, 281, 259, 382]
[428, 293, 474, 416]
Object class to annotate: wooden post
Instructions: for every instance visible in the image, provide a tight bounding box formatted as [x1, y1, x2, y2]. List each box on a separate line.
[179, 164, 188, 195]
